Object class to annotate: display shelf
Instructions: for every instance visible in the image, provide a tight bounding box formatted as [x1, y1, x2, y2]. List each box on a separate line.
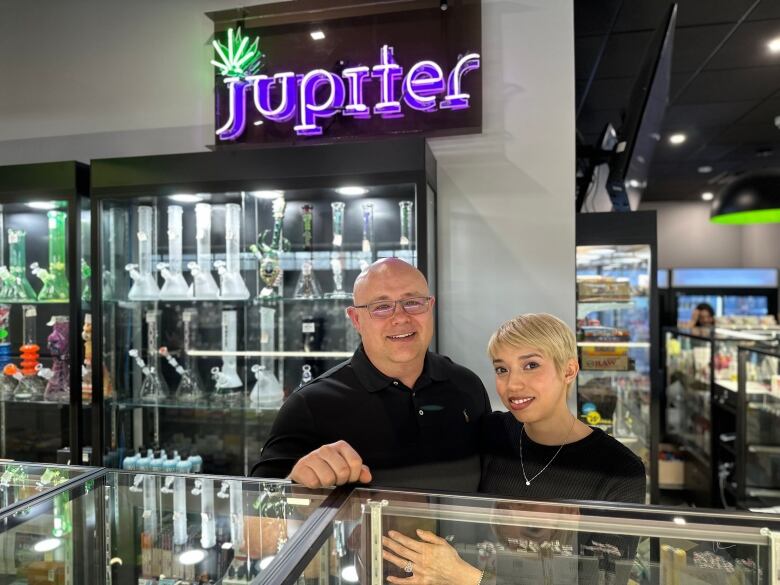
[111, 398, 283, 413]
[716, 379, 771, 395]
[577, 301, 634, 319]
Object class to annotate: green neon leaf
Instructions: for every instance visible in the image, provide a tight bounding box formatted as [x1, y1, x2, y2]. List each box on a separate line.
[711, 208, 780, 225]
[211, 27, 263, 79]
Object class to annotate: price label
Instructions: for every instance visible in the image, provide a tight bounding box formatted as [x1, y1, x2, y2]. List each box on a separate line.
[302, 322, 315, 334]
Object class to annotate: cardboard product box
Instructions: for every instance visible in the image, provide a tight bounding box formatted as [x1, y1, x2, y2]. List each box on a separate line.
[581, 355, 630, 371]
[658, 443, 685, 488]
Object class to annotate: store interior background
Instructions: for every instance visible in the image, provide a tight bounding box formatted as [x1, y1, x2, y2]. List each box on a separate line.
[0, 0, 574, 410]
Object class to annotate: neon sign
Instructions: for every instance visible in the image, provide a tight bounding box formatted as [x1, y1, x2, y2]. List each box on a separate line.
[212, 30, 480, 141]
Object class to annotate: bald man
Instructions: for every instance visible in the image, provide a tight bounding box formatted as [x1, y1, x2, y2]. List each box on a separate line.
[251, 258, 491, 492]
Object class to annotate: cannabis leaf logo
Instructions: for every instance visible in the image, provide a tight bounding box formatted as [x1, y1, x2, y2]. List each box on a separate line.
[211, 27, 263, 78]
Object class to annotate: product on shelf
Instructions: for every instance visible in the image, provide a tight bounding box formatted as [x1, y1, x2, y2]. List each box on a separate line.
[327, 201, 351, 299]
[42, 316, 69, 402]
[326, 257, 351, 299]
[249, 306, 283, 408]
[188, 203, 220, 299]
[158, 205, 191, 300]
[293, 204, 322, 299]
[0, 229, 37, 302]
[165, 308, 205, 403]
[299, 364, 313, 388]
[20, 305, 46, 398]
[30, 210, 69, 302]
[216, 203, 250, 301]
[0, 304, 10, 368]
[127, 206, 160, 301]
[580, 345, 633, 371]
[211, 309, 243, 402]
[80, 258, 91, 302]
[250, 196, 289, 300]
[578, 326, 631, 342]
[331, 201, 345, 247]
[81, 314, 92, 401]
[578, 377, 617, 429]
[576, 276, 632, 302]
[399, 200, 413, 249]
[131, 310, 169, 402]
[361, 202, 374, 258]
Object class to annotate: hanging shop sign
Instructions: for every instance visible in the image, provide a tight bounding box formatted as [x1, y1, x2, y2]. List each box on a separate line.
[211, 18, 482, 145]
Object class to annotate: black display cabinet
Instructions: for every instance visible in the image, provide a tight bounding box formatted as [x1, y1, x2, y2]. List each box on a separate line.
[576, 211, 660, 503]
[0, 161, 90, 463]
[90, 137, 437, 475]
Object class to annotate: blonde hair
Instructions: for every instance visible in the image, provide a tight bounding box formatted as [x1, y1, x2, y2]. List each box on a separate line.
[487, 313, 578, 390]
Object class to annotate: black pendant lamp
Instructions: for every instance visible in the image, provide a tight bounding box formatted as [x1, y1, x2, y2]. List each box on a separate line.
[711, 171, 780, 224]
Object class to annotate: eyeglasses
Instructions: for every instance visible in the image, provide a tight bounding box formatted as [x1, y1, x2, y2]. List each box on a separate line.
[352, 296, 432, 320]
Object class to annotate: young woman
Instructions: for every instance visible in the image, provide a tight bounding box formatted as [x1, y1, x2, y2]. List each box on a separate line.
[382, 313, 645, 585]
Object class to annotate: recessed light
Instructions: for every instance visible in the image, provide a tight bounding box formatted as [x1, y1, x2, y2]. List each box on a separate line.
[669, 133, 687, 145]
[310, 30, 325, 41]
[768, 37, 780, 53]
[170, 194, 203, 203]
[697, 166, 713, 174]
[336, 186, 368, 196]
[251, 190, 284, 200]
[26, 201, 58, 210]
[33, 538, 62, 553]
[701, 192, 714, 201]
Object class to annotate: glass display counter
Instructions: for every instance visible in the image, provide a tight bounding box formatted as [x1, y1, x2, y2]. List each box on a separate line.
[5, 468, 780, 585]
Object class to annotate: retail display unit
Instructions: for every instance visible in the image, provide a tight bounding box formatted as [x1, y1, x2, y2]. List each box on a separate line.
[736, 344, 780, 509]
[0, 162, 89, 464]
[576, 211, 659, 503]
[90, 137, 437, 475]
[664, 327, 780, 508]
[4, 466, 780, 585]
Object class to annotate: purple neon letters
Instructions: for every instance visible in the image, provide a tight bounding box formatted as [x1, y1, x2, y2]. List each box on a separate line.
[216, 45, 480, 140]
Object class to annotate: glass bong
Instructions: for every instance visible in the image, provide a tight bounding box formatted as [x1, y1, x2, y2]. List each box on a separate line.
[211, 309, 243, 403]
[293, 204, 322, 299]
[158, 205, 191, 300]
[215, 203, 250, 300]
[30, 211, 69, 302]
[325, 202, 351, 300]
[188, 203, 220, 300]
[0, 229, 37, 302]
[42, 316, 70, 402]
[249, 306, 283, 408]
[160, 308, 205, 403]
[18, 305, 45, 399]
[126, 206, 160, 301]
[130, 310, 169, 402]
[361, 202, 375, 261]
[0, 305, 15, 398]
[250, 196, 290, 300]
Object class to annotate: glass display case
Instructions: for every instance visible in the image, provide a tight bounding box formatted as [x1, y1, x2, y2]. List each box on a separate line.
[736, 344, 780, 509]
[6, 468, 780, 585]
[90, 137, 437, 476]
[575, 211, 659, 503]
[0, 162, 89, 464]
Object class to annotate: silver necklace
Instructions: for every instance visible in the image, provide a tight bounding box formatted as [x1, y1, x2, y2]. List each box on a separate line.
[519, 416, 577, 486]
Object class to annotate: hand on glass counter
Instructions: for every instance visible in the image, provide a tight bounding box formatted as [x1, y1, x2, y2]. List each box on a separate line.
[382, 529, 483, 585]
[288, 439, 372, 488]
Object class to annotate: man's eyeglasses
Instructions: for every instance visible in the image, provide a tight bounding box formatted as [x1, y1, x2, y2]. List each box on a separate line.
[352, 296, 432, 320]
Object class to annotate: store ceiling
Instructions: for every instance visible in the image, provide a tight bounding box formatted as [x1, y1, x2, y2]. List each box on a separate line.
[575, 0, 780, 202]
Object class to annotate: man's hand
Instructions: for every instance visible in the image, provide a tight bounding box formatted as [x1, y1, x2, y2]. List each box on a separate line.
[289, 440, 372, 488]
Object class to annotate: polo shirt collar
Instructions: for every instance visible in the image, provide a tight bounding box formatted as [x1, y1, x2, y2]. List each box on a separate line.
[351, 344, 449, 393]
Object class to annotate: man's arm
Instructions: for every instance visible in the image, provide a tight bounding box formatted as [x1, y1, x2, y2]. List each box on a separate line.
[251, 391, 372, 488]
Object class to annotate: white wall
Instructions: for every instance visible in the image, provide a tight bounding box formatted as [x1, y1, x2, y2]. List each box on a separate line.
[639, 201, 780, 271]
[0, 0, 576, 408]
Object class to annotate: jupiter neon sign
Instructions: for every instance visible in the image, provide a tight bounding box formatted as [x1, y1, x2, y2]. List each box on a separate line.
[214, 39, 481, 141]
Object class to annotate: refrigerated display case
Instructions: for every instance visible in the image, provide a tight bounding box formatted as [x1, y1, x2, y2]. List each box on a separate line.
[736, 344, 780, 509]
[576, 211, 659, 503]
[5, 467, 780, 585]
[0, 162, 89, 464]
[90, 137, 437, 476]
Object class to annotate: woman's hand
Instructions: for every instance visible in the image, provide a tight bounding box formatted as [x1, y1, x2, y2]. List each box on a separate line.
[382, 529, 483, 585]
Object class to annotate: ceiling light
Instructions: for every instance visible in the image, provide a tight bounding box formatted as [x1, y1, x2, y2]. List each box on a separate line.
[711, 171, 780, 224]
[310, 30, 325, 41]
[336, 186, 368, 196]
[701, 192, 714, 201]
[768, 37, 780, 53]
[668, 133, 687, 145]
[697, 166, 713, 174]
[179, 549, 206, 565]
[251, 190, 284, 199]
[26, 201, 58, 210]
[170, 194, 203, 203]
[33, 538, 62, 553]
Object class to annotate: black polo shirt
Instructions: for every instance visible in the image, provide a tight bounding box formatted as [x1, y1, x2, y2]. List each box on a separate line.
[251, 345, 491, 492]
